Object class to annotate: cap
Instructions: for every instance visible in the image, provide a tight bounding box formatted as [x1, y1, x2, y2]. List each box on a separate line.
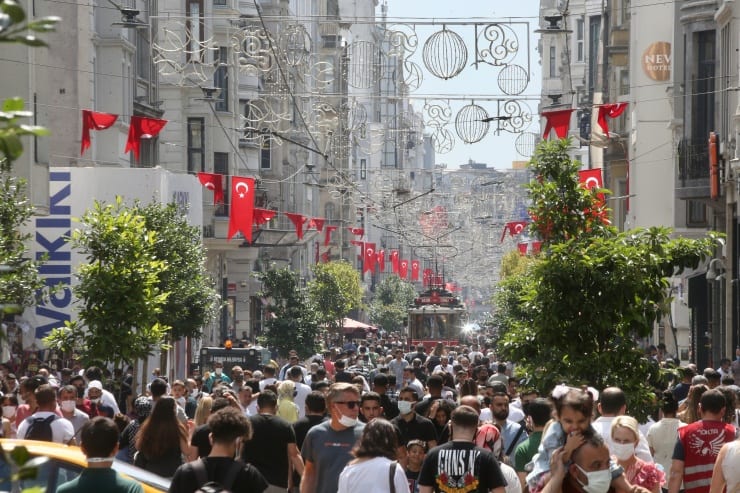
[87, 380, 103, 390]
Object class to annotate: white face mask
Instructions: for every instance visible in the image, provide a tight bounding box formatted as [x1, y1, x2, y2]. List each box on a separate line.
[611, 442, 635, 461]
[1, 406, 15, 418]
[215, 368, 222, 376]
[338, 414, 358, 427]
[398, 401, 414, 415]
[61, 400, 77, 413]
[90, 398, 101, 405]
[575, 464, 612, 493]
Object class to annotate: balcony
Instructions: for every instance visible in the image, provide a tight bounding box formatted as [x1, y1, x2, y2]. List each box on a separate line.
[676, 138, 710, 199]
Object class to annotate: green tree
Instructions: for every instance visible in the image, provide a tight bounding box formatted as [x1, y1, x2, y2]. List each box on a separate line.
[44, 197, 170, 368]
[139, 201, 220, 341]
[256, 267, 320, 359]
[308, 261, 363, 335]
[496, 139, 717, 420]
[369, 276, 416, 332]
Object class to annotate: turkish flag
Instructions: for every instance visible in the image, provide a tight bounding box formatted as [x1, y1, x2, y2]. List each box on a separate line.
[399, 260, 409, 279]
[423, 268, 433, 286]
[596, 102, 628, 135]
[542, 109, 574, 139]
[363, 243, 377, 273]
[391, 250, 400, 273]
[253, 208, 277, 226]
[197, 172, 224, 205]
[517, 243, 528, 255]
[531, 241, 542, 254]
[285, 213, 307, 239]
[579, 169, 603, 190]
[348, 227, 364, 236]
[125, 116, 167, 159]
[321, 249, 331, 263]
[227, 176, 255, 242]
[411, 260, 420, 281]
[377, 250, 385, 272]
[500, 221, 528, 242]
[308, 217, 325, 232]
[324, 225, 338, 246]
[81, 110, 118, 155]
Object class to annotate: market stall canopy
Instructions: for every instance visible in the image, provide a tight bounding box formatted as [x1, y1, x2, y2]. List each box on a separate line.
[341, 317, 378, 334]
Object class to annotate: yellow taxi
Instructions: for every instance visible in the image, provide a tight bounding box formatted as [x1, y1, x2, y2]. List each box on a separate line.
[0, 439, 170, 492]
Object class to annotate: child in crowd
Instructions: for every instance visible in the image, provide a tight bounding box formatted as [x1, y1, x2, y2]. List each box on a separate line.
[405, 439, 427, 493]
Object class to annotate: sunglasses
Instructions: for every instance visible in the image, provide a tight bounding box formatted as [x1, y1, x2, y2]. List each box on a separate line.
[335, 400, 361, 409]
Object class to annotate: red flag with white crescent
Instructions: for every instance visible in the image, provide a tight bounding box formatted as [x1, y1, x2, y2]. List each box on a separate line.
[596, 102, 628, 135]
[500, 221, 528, 242]
[377, 250, 385, 272]
[423, 268, 433, 286]
[253, 208, 277, 226]
[578, 169, 603, 190]
[363, 243, 376, 273]
[348, 227, 364, 236]
[228, 176, 255, 242]
[391, 250, 400, 273]
[286, 213, 307, 239]
[197, 172, 224, 205]
[324, 225, 338, 246]
[411, 260, 420, 281]
[125, 115, 167, 159]
[81, 110, 118, 155]
[399, 260, 409, 279]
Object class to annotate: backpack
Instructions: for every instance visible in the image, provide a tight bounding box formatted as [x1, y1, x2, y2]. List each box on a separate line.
[24, 414, 57, 442]
[192, 458, 242, 493]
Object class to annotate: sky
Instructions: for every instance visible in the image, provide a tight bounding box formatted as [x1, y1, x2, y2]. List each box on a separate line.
[380, 0, 542, 169]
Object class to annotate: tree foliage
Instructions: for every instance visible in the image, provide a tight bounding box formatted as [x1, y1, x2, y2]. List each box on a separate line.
[369, 276, 416, 332]
[308, 261, 363, 333]
[138, 202, 220, 341]
[256, 267, 320, 359]
[496, 139, 718, 420]
[44, 198, 171, 368]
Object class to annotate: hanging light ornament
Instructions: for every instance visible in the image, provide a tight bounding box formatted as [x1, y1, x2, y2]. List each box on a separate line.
[422, 26, 468, 80]
[455, 102, 490, 144]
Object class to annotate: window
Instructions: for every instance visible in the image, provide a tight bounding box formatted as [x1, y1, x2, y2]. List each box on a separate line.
[187, 118, 205, 173]
[687, 200, 707, 227]
[214, 0, 226, 6]
[549, 45, 556, 77]
[325, 202, 335, 220]
[360, 158, 367, 180]
[186, 0, 204, 62]
[260, 134, 271, 169]
[588, 16, 601, 92]
[214, 152, 229, 216]
[241, 100, 255, 139]
[692, 31, 715, 146]
[576, 18, 584, 62]
[214, 47, 229, 111]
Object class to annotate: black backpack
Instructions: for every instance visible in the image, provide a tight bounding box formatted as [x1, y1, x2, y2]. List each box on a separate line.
[24, 415, 57, 442]
[192, 458, 242, 493]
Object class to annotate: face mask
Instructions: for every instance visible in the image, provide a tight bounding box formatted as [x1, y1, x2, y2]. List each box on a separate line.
[1, 406, 15, 418]
[338, 414, 358, 427]
[575, 464, 612, 493]
[90, 398, 101, 405]
[611, 442, 635, 461]
[215, 369, 222, 376]
[398, 401, 414, 415]
[61, 400, 76, 413]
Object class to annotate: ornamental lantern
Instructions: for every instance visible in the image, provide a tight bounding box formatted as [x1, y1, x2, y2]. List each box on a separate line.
[422, 26, 468, 80]
[455, 103, 490, 144]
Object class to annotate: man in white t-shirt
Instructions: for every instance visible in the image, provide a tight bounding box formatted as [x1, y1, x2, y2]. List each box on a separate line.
[18, 384, 75, 445]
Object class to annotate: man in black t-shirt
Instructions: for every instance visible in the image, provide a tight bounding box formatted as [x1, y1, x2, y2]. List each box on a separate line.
[418, 405, 506, 493]
[189, 397, 232, 458]
[170, 408, 267, 493]
[240, 390, 304, 490]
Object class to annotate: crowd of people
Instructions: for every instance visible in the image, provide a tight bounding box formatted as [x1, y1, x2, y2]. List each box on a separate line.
[2, 340, 740, 493]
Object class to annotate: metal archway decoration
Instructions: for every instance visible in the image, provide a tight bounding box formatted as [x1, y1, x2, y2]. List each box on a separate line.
[497, 99, 533, 134]
[497, 64, 529, 95]
[280, 24, 311, 67]
[422, 26, 468, 80]
[347, 40, 381, 89]
[515, 132, 539, 158]
[430, 127, 455, 154]
[455, 103, 490, 144]
[475, 23, 519, 67]
[153, 20, 218, 85]
[232, 26, 275, 76]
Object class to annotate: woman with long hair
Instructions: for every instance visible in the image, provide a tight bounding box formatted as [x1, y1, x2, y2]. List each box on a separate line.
[677, 384, 708, 424]
[337, 419, 410, 493]
[134, 397, 189, 477]
[193, 395, 213, 427]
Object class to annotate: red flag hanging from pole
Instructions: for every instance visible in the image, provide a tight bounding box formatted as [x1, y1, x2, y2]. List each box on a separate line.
[348, 227, 364, 236]
[541, 109, 574, 139]
[253, 208, 277, 226]
[596, 102, 628, 135]
[399, 260, 409, 279]
[531, 241, 542, 254]
[125, 116, 167, 159]
[500, 221, 528, 242]
[307, 217, 325, 232]
[285, 213, 307, 239]
[517, 243, 528, 255]
[423, 268, 433, 286]
[578, 169, 603, 190]
[81, 110, 118, 155]
[227, 176, 255, 242]
[363, 243, 377, 273]
[324, 225, 338, 246]
[197, 172, 224, 205]
[411, 260, 420, 281]
[377, 250, 385, 272]
[390, 250, 400, 273]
